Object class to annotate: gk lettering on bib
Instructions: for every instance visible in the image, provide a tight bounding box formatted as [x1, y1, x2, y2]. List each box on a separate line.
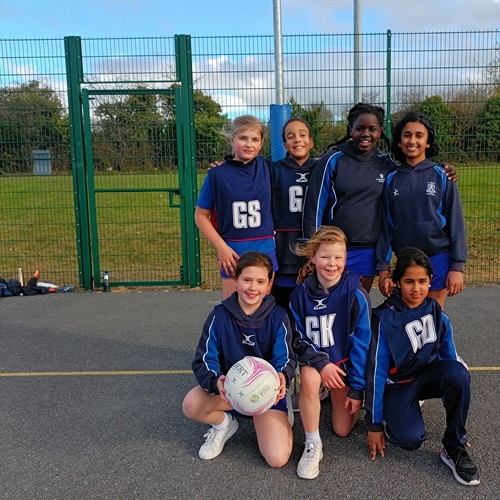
[305, 314, 336, 347]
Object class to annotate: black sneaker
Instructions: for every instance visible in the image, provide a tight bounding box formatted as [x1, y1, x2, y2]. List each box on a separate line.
[440, 446, 480, 486]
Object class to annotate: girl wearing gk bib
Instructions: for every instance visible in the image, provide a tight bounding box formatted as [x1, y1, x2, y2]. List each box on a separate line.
[289, 226, 371, 479]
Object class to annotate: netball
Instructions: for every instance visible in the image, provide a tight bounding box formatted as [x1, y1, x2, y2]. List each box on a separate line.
[224, 356, 280, 416]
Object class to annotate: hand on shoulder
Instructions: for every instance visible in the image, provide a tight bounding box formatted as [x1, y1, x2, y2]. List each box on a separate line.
[208, 160, 224, 170]
[441, 162, 458, 182]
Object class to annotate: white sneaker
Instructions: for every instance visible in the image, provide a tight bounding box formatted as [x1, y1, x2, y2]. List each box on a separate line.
[297, 441, 323, 479]
[198, 417, 239, 460]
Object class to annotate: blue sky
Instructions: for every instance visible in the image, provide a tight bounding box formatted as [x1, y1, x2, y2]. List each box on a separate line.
[1, 0, 499, 39]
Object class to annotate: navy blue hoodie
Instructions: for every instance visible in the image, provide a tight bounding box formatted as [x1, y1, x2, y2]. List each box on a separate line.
[302, 142, 395, 247]
[376, 159, 467, 272]
[289, 271, 372, 401]
[364, 292, 459, 432]
[192, 293, 297, 395]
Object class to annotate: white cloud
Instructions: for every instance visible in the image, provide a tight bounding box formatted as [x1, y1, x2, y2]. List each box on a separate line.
[282, 0, 500, 33]
[2, 8, 496, 122]
[191, 29, 498, 119]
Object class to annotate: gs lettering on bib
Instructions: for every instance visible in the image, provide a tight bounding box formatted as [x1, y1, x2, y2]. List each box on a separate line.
[405, 314, 437, 353]
[233, 200, 261, 228]
[288, 185, 304, 213]
[305, 313, 336, 348]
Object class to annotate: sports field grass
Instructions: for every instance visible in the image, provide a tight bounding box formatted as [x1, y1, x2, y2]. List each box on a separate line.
[459, 165, 500, 284]
[0, 165, 498, 288]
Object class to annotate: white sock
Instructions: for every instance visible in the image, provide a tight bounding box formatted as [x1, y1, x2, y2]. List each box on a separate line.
[213, 412, 231, 430]
[305, 430, 321, 444]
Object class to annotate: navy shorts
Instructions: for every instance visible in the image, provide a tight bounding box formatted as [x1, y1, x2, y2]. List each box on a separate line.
[346, 247, 376, 277]
[429, 252, 450, 290]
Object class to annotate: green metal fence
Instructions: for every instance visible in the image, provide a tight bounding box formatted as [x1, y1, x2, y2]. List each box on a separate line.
[0, 38, 77, 287]
[1, 31, 499, 288]
[75, 36, 200, 289]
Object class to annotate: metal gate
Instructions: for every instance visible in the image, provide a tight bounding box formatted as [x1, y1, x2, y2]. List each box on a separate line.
[81, 87, 190, 288]
[64, 35, 201, 290]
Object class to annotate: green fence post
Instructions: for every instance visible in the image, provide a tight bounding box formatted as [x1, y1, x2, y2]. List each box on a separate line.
[386, 30, 392, 139]
[65, 36, 93, 290]
[175, 34, 202, 287]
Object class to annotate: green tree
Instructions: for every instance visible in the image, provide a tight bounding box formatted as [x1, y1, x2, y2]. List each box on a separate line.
[476, 93, 500, 162]
[160, 86, 230, 168]
[0, 80, 70, 173]
[91, 86, 229, 171]
[448, 87, 488, 163]
[92, 88, 165, 172]
[480, 45, 500, 93]
[418, 95, 454, 158]
[288, 96, 343, 155]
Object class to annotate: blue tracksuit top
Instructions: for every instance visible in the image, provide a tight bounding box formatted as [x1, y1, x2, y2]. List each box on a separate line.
[192, 293, 297, 395]
[197, 155, 275, 244]
[270, 155, 318, 276]
[302, 142, 395, 246]
[364, 292, 459, 432]
[289, 271, 372, 400]
[376, 158, 467, 272]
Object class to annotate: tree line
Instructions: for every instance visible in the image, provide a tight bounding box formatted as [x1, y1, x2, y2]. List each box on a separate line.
[290, 92, 500, 164]
[1, 72, 499, 175]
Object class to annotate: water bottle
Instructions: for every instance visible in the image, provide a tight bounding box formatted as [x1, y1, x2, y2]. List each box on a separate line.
[16, 267, 24, 286]
[103, 271, 110, 292]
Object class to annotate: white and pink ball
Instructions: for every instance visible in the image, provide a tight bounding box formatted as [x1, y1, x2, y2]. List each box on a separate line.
[224, 356, 280, 416]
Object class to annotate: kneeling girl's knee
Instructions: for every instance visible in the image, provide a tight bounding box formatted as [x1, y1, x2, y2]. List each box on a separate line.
[386, 426, 426, 451]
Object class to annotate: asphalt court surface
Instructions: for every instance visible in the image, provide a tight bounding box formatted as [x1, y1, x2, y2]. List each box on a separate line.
[1, 287, 499, 499]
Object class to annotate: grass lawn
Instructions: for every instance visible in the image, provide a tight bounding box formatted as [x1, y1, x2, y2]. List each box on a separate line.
[459, 165, 500, 284]
[0, 165, 498, 288]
